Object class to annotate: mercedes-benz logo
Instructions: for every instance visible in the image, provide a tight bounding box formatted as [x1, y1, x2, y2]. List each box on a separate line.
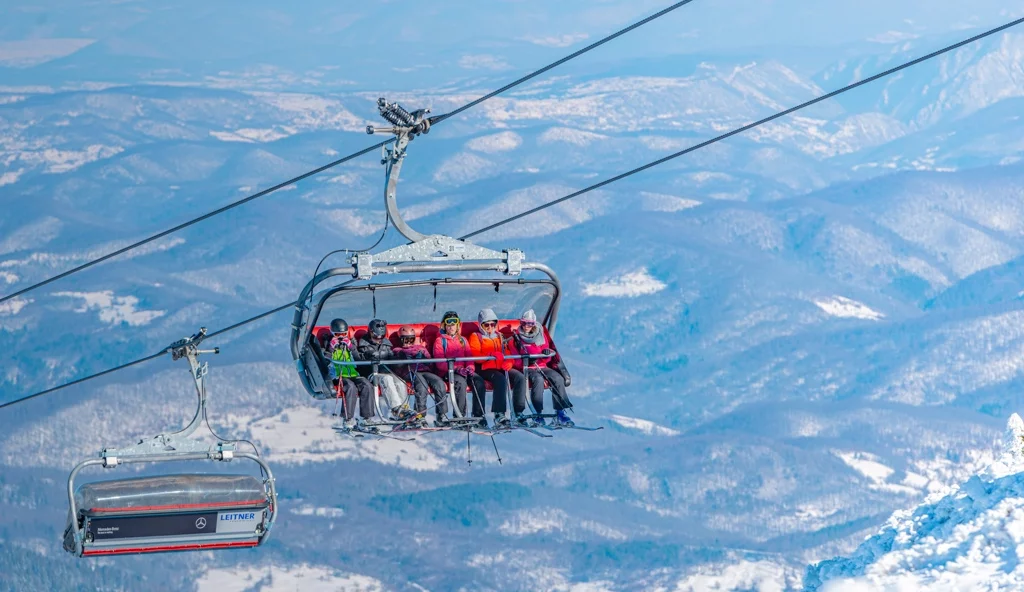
[195, 517, 207, 529]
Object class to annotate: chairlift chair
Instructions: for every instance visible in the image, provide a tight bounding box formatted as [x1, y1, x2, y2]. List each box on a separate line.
[64, 328, 278, 557]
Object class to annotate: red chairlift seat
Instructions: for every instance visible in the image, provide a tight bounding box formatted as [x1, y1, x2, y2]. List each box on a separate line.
[310, 320, 562, 392]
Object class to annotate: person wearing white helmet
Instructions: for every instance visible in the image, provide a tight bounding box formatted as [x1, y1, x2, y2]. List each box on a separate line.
[510, 309, 574, 427]
[468, 307, 528, 429]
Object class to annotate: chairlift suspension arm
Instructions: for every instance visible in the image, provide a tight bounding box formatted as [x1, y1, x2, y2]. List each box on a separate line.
[368, 98, 431, 242]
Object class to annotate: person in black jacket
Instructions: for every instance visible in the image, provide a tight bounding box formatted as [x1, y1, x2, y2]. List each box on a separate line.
[355, 319, 413, 421]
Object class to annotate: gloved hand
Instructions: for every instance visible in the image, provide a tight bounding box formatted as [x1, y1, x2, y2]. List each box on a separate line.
[456, 367, 473, 377]
[370, 352, 382, 362]
[415, 350, 426, 359]
[541, 348, 555, 356]
[493, 352, 505, 366]
[563, 375, 572, 387]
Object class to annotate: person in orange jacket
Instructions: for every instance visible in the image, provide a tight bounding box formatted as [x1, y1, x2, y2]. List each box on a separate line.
[468, 308, 528, 428]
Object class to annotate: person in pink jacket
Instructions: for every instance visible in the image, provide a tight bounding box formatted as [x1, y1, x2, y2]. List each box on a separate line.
[510, 309, 574, 426]
[432, 310, 487, 428]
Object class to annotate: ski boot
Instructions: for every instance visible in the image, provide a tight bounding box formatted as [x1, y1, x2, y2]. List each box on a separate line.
[391, 406, 415, 421]
[556, 409, 574, 427]
[433, 417, 451, 429]
[515, 414, 536, 428]
[494, 413, 511, 429]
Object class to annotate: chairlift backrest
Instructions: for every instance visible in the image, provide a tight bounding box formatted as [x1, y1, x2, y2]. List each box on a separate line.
[312, 320, 559, 357]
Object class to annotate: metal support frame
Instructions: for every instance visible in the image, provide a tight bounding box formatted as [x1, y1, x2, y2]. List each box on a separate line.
[102, 328, 223, 458]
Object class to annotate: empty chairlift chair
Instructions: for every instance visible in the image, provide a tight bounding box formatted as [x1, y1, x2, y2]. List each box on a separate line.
[64, 328, 278, 557]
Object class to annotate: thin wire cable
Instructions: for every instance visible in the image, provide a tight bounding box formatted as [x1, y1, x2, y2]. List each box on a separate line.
[0, 1, 695, 305]
[306, 212, 389, 309]
[0, 351, 166, 410]
[200, 376, 267, 480]
[0, 139, 393, 305]
[430, 0, 696, 125]
[462, 16, 1024, 240]
[5, 17, 1021, 411]
[0, 280, 361, 409]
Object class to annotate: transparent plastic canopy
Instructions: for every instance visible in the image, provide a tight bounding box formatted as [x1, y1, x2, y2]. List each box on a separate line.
[73, 474, 269, 514]
[313, 279, 558, 327]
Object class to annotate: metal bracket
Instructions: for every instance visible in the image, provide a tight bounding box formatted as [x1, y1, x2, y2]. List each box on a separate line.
[505, 249, 524, 276]
[349, 236, 525, 278]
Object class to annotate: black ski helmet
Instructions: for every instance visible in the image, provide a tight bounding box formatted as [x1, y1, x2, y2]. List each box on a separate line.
[368, 319, 388, 339]
[441, 310, 460, 325]
[330, 318, 349, 334]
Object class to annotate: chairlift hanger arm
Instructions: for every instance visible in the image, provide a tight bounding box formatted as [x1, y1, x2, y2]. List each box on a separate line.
[367, 98, 431, 243]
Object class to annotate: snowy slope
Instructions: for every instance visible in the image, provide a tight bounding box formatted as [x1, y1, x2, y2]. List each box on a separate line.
[806, 413, 1024, 591]
[6, 3, 1024, 590]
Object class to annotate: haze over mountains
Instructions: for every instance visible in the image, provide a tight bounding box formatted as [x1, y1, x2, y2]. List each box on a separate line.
[5, 1, 1024, 590]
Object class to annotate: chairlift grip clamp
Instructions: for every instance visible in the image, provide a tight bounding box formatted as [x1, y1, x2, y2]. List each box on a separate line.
[505, 249, 525, 276]
[354, 252, 374, 280]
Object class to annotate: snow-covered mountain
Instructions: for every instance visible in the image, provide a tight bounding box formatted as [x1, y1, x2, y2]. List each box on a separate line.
[6, 1, 1024, 590]
[806, 413, 1024, 591]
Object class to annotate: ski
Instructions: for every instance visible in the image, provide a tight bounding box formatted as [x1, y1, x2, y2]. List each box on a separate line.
[540, 423, 604, 432]
[332, 426, 366, 439]
[514, 425, 553, 438]
[364, 429, 416, 441]
[338, 424, 416, 441]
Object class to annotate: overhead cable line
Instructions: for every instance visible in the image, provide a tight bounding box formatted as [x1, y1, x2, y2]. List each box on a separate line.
[462, 16, 1024, 240]
[0, 281, 361, 410]
[5, 15, 1018, 411]
[0, 0, 697, 306]
[429, 0, 696, 126]
[0, 140, 392, 305]
[0, 351, 166, 410]
[0, 304, 296, 410]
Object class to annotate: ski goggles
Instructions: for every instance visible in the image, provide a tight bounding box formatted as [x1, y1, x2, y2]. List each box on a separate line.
[520, 321, 536, 329]
[399, 335, 416, 344]
[443, 318, 461, 326]
[480, 321, 498, 329]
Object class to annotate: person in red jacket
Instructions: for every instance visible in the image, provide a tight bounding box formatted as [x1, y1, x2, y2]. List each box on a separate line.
[432, 311, 487, 428]
[468, 308, 528, 429]
[510, 309, 574, 427]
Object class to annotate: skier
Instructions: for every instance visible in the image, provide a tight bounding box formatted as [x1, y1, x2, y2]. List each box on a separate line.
[355, 319, 412, 421]
[468, 308, 529, 428]
[509, 309, 574, 427]
[392, 325, 449, 427]
[433, 311, 488, 428]
[326, 318, 373, 427]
